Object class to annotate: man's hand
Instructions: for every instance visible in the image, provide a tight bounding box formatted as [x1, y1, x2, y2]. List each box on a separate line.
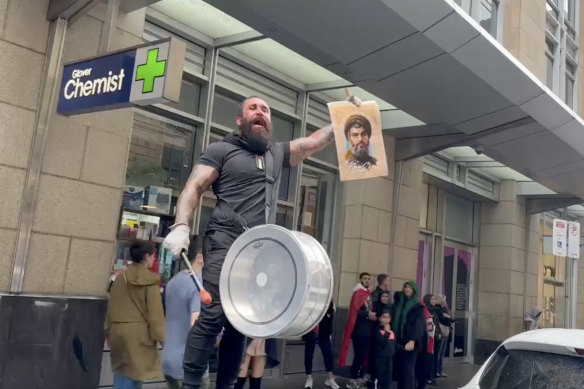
[346, 94, 362, 106]
[405, 340, 415, 351]
[163, 224, 191, 258]
[289, 95, 362, 166]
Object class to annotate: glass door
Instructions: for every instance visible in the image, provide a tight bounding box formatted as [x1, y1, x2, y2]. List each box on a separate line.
[417, 234, 433, 297]
[442, 243, 475, 362]
[296, 166, 336, 252]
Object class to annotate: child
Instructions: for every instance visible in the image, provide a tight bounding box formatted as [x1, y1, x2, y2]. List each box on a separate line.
[375, 309, 400, 389]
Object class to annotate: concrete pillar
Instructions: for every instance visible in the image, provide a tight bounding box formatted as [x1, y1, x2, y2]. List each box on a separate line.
[476, 180, 537, 362]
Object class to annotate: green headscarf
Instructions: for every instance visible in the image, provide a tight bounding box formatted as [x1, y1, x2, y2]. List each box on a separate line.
[393, 280, 420, 339]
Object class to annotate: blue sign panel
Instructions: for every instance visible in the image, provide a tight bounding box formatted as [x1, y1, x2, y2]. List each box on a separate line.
[57, 38, 185, 116]
[57, 50, 136, 115]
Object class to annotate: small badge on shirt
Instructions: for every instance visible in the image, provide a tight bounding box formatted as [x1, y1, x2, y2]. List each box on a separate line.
[256, 155, 265, 171]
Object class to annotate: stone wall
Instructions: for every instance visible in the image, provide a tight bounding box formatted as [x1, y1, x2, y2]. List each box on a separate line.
[503, 0, 547, 81]
[0, 1, 145, 296]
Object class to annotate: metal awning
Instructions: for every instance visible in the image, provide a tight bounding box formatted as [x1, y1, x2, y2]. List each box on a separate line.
[205, 0, 584, 200]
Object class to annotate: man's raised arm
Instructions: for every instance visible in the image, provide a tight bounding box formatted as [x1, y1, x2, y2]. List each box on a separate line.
[163, 164, 218, 257]
[289, 125, 335, 166]
[289, 95, 361, 166]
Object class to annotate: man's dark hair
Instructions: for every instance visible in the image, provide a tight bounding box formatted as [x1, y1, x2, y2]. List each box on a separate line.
[236, 95, 264, 118]
[129, 242, 155, 263]
[377, 274, 389, 285]
[187, 235, 203, 261]
[344, 114, 372, 140]
[359, 272, 371, 280]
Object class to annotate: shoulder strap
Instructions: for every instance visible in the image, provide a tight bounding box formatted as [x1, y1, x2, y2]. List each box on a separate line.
[123, 272, 150, 325]
[264, 145, 284, 224]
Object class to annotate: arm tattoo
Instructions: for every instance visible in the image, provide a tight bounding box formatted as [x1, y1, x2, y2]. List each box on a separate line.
[290, 124, 335, 165]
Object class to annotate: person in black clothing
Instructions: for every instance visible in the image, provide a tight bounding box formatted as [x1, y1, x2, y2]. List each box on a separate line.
[370, 274, 391, 306]
[163, 95, 362, 389]
[339, 273, 376, 389]
[303, 302, 340, 389]
[392, 281, 425, 389]
[351, 274, 375, 388]
[368, 291, 392, 388]
[434, 295, 453, 378]
[422, 294, 442, 386]
[374, 309, 400, 389]
[374, 291, 392, 314]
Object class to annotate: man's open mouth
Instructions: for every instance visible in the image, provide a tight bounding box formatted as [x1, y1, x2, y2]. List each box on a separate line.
[252, 117, 267, 127]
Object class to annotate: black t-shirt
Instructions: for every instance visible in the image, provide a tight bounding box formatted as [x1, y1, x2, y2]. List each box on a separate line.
[197, 134, 290, 284]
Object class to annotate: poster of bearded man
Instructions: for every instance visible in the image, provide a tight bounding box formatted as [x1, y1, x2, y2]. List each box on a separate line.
[328, 100, 388, 181]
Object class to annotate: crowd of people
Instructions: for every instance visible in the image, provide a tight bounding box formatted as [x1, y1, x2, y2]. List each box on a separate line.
[339, 273, 455, 389]
[103, 242, 455, 389]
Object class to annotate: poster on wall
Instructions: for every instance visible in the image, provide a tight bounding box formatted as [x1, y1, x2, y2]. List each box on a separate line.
[568, 221, 580, 259]
[328, 100, 388, 181]
[552, 219, 568, 257]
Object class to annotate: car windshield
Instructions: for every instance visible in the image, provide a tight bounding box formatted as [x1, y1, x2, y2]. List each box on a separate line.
[478, 346, 584, 388]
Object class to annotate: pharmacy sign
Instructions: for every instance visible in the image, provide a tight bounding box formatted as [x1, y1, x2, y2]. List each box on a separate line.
[57, 38, 186, 115]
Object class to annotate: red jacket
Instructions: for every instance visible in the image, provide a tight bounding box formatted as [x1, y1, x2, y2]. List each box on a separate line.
[338, 285, 371, 366]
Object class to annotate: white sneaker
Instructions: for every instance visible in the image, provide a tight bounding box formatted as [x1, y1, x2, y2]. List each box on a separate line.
[325, 378, 340, 389]
[305, 377, 313, 389]
[346, 380, 358, 389]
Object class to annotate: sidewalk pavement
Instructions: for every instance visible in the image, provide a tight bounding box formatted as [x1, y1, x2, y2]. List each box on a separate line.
[143, 363, 480, 389]
[262, 363, 481, 389]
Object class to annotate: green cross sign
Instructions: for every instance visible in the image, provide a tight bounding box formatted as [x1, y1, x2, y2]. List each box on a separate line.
[135, 48, 167, 93]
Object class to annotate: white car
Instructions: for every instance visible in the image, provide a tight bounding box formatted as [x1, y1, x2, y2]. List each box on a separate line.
[460, 329, 584, 389]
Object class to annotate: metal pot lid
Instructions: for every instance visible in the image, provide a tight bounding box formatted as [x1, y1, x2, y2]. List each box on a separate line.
[220, 225, 309, 337]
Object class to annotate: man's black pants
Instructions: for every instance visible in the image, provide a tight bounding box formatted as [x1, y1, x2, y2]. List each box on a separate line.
[350, 335, 370, 379]
[183, 282, 246, 389]
[304, 332, 334, 374]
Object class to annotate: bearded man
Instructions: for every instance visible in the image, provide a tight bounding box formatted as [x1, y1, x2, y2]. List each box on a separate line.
[164, 95, 361, 389]
[343, 115, 377, 172]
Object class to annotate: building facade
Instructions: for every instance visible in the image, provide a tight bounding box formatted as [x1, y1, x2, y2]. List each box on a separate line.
[0, 0, 583, 387]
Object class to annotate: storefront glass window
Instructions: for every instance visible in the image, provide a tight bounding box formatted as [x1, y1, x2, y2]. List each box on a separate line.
[479, 0, 499, 37]
[445, 194, 475, 244]
[126, 111, 197, 195]
[564, 0, 575, 25]
[212, 91, 239, 129]
[420, 183, 429, 230]
[163, 78, 202, 116]
[296, 167, 337, 252]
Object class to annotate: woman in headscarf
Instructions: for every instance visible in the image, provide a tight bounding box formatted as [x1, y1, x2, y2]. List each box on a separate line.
[434, 295, 453, 378]
[524, 307, 542, 331]
[374, 291, 392, 315]
[391, 281, 425, 389]
[422, 295, 442, 385]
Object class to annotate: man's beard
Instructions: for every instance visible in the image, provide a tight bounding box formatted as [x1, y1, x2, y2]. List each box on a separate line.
[351, 143, 370, 161]
[240, 116, 273, 154]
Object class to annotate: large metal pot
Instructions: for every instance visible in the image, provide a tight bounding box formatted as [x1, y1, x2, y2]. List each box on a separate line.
[219, 224, 334, 338]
